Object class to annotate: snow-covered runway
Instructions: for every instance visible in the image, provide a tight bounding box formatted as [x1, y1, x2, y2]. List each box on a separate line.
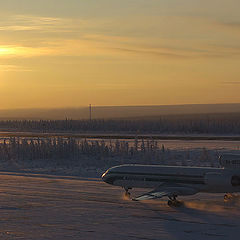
[0, 172, 239, 240]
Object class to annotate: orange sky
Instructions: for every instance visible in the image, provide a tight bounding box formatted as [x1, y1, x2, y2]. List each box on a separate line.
[1, 0, 240, 109]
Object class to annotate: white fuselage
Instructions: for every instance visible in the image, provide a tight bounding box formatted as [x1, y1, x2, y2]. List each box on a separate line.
[102, 164, 240, 194]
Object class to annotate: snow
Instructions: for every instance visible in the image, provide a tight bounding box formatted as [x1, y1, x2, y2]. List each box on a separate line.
[0, 137, 240, 239]
[0, 171, 239, 240]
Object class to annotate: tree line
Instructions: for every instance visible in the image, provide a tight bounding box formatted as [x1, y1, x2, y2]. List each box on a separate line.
[1, 112, 240, 134]
[0, 137, 222, 169]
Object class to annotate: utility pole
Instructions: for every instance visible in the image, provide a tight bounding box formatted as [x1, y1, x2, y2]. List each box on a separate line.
[89, 104, 92, 121]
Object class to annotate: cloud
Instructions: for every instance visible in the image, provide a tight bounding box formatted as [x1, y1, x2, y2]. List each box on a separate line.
[220, 81, 240, 85]
[49, 33, 230, 60]
[207, 44, 240, 58]
[0, 64, 32, 72]
[37, 38, 192, 59]
[220, 22, 240, 29]
[93, 83, 134, 90]
[0, 45, 55, 58]
[0, 15, 58, 32]
[0, 14, 90, 33]
[1, 14, 239, 61]
[213, 20, 240, 36]
[110, 47, 187, 59]
[0, 25, 41, 31]
[0, 38, 230, 60]
[45, 83, 135, 91]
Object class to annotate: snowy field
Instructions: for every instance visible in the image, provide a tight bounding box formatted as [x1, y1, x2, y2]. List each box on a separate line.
[0, 171, 239, 240]
[0, 137, 240, 239]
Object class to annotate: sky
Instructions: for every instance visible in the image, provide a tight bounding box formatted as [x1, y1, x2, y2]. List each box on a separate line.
[1, 0, 240, 109]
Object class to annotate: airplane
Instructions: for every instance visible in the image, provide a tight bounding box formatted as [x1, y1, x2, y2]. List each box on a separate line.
[102, 154, 240, 207]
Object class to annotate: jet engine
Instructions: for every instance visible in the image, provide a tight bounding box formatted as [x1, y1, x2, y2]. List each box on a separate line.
[205, 172, 240, 187]
[204, 172, 232, 187]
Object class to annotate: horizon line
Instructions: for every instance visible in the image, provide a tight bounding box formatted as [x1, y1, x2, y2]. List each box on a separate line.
[1, 102, 240, 111]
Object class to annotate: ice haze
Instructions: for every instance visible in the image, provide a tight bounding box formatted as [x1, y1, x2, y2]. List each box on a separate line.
[1, 103, 240, 120]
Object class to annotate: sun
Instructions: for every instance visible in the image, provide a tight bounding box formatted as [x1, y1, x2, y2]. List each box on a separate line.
[0, 46, 17, 56]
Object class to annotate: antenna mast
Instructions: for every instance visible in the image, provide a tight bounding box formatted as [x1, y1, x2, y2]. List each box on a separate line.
[89, 104, 92, 121]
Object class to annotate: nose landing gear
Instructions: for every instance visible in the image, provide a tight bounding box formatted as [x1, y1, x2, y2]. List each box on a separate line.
[167, 195, 183, 207]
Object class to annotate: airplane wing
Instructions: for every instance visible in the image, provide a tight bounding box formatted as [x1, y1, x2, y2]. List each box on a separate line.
[133, 184, 198, 201]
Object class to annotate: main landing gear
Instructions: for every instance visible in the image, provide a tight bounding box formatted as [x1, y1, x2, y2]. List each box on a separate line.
[224, 193, 239, 202]
[123, 187, 131, 199]
[167, 195, 183, 207]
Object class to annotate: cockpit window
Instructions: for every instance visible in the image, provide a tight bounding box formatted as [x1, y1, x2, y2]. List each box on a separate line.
[231, 175, 240, 186]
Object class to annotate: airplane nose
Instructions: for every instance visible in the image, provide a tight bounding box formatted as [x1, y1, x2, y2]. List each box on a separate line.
[101, 170, 113, 184]
[101, 172, 107, 182]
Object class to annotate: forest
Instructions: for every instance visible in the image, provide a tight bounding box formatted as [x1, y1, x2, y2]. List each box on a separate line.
[1, 112, 240, 134]
[0, 113, 239, 176]
[0, 136, 226, 177]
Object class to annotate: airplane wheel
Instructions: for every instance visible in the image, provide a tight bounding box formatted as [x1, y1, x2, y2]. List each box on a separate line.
[224, 193, 233, 202]
[168, 200, 182, 207]
[167, 200, 173, 206]
[174, 201, 183, 207]
[224, 193, 239, 203]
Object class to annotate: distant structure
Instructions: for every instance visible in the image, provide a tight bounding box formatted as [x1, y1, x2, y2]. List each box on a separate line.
[89, 104, 92, 121]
